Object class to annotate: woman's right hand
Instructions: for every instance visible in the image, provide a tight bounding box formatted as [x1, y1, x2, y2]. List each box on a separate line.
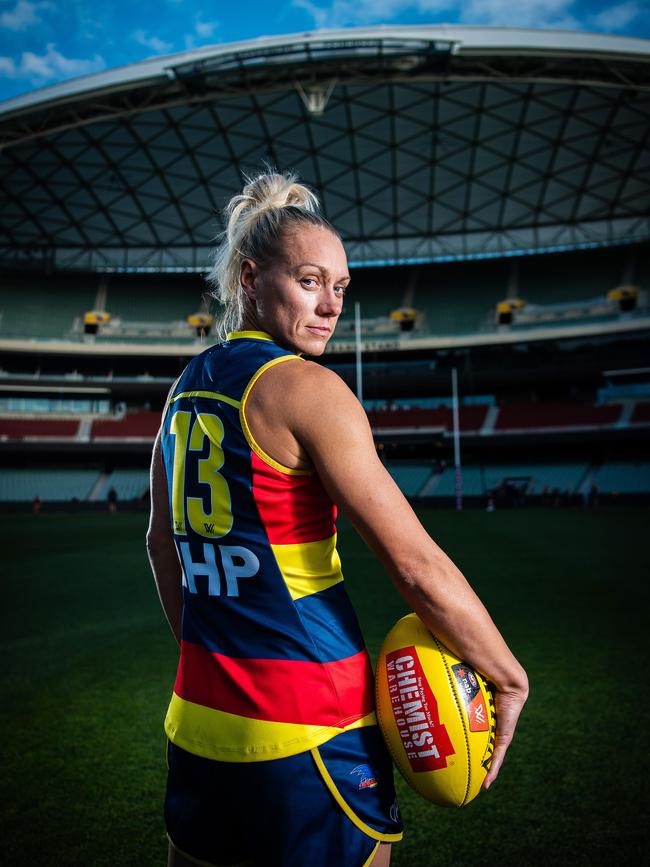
[483, 681, 528, 790]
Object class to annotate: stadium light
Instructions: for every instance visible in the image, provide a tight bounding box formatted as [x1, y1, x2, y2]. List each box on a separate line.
[294, 78, 337, 116]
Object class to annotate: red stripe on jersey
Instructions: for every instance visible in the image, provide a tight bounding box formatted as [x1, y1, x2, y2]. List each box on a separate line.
[174, 640, 374, 727]
[251, 451, 337, 544]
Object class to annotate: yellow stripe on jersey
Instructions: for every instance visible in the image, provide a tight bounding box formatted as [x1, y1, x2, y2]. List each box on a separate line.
[240, 354, 310, 477]
[165, 693, 377, 763]
[169, 390, 241, 409]
[271, 534, 344, 600]
[226, 330, 275, 342]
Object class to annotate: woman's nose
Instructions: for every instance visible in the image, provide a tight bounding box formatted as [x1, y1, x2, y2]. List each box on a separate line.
[318, 286, 343, 316]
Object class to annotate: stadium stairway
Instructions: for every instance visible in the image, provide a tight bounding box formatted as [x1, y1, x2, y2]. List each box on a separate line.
[576, 464, 599, 498]
[419, 465, 445, 496]
[614, 401, 636, 429]
[480, 406, 500, 436]
[89, 472, 110, 502]
[77, 418, 92, 442]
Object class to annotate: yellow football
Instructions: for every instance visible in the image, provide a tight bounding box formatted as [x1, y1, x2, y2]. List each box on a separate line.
[375, 613, 496, 807]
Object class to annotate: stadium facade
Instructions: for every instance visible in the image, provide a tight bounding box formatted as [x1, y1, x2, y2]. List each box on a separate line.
[0, 26, 649, 507]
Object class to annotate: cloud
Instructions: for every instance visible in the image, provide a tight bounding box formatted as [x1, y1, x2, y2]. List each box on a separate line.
[132, 30, 173, 54]
[0, 0, 51, 31]
[591, 1, 641, 32]
[0, 43, 105, 83]
[292, 0, 451, 29]
[0, 56, 17, 76]
[183, 16, 220, 50]
[292, 0, 586, 30]
[195, 19, 218, 39]
[458, 0, 580, 30]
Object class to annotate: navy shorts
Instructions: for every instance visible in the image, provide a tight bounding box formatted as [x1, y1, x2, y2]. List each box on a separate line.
[165, 725, 403, 867]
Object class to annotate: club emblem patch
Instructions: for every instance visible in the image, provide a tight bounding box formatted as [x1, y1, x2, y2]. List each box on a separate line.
[350, 764, 378, 790]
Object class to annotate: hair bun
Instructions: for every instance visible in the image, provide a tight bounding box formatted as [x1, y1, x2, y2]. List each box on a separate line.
[244, 171, 318, 212]
[226, 170, 319, 241]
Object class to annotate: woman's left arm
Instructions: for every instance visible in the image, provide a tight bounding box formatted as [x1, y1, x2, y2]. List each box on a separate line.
[146, 429, 183, 646]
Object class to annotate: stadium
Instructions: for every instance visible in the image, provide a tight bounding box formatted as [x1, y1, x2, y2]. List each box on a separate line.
[1, 25, 649, 866]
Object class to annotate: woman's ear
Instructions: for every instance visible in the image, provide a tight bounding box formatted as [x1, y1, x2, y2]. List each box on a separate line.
[240, 258, 258, 300]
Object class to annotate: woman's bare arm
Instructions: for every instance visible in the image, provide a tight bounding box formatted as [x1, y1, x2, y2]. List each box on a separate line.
[146, 430, 183, 646]
[246, 359, 528, 788]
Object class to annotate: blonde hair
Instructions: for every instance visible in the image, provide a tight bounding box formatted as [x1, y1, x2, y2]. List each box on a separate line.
[206, 169, 337, 339]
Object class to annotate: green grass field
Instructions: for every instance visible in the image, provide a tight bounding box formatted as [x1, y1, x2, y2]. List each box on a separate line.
[2, 508, 649, 866]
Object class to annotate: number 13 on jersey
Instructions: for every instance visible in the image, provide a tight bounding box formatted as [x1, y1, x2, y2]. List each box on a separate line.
[168, 409, 233, 538]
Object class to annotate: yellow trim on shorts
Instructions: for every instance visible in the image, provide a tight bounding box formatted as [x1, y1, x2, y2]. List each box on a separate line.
[169, 390, 241, 409]
[226, 330, 274, 342]
[362, 841, 381, 867]
[310, 747, 404, 844]
[167, 834, 252, 867]
[239, 354, 310, 477]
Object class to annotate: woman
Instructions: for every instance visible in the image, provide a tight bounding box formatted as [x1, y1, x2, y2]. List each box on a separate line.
[147, 171, 528, 867]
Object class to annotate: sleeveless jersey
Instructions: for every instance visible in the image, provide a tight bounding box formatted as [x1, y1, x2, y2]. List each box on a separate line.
[160, 331, 376, 762]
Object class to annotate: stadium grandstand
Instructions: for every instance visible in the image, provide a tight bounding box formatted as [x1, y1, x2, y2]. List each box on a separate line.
[0, 25, 649, 508]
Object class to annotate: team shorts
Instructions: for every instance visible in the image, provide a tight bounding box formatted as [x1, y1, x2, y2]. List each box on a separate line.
[164, 725, 403, 867]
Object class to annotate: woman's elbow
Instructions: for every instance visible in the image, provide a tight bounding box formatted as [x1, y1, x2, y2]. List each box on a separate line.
[146, 524, 172, 561]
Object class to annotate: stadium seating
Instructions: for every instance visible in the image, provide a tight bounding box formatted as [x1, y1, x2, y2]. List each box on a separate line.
[0, 418, 80, 438]
[104, 276, 202, 323]
[385, 463, 434, 496]
[433, 463, 589, 497]
[364, 395, 496, 410]
[91, 411, 161, 439]
[494, 402, 621, 430]
[338, 269, 411, 322]
[3, 245, 645, 344]
[591, 462, 650, 494]
[408, 260, 504, 335]
[0, 275, 96, 339]
[0, 459, 647, 503]
[1, 399, 643, 446]
[0, 468, 100, 501]
[631, 402, 650, 424]
[598, 384, 650, 402]
[518, 248, 624, 305]
[0, 274, 208, 342]
[368, 406, 488, 431]
[105, 468, 150, 501]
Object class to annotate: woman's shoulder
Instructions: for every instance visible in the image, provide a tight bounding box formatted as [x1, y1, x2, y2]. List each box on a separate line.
[250, 356, 366, 441]
[257, 355, 353, 402]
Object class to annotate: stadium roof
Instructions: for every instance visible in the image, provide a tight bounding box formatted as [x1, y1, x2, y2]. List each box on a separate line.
[1, 25, 649, 272]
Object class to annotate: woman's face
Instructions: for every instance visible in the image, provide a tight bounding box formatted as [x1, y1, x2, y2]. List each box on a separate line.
[240, 224, 350, 356]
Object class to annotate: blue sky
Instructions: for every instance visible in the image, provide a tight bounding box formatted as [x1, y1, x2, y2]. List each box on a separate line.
[0, 0, 649, 103]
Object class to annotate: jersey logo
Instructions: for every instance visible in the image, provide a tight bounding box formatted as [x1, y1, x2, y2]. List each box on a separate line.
[178, 541, 259, 597]
[350, 764, 378, 790]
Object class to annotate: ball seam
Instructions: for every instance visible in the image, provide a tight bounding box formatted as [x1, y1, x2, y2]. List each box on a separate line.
[432, 635, 471, 807]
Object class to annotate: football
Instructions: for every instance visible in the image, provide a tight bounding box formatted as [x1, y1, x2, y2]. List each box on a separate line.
[375, 613, 496, 807]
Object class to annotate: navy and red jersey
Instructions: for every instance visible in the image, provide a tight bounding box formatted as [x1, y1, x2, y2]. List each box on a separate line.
[160, 331, 376, 762]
